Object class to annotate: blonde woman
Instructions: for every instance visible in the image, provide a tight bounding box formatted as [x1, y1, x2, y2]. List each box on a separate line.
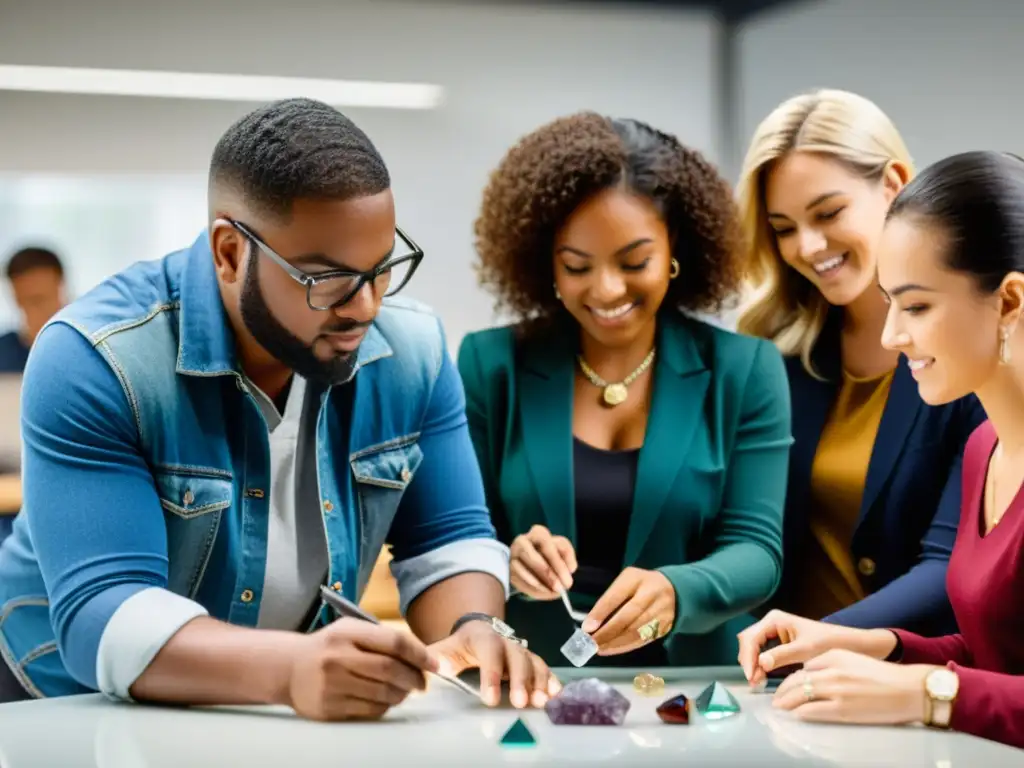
[736, 90, 984, 634]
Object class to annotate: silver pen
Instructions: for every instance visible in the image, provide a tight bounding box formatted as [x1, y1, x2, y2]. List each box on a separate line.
[318, 585, 482, 700]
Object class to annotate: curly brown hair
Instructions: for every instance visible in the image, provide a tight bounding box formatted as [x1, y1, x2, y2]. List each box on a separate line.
[474, 112, 742, 329]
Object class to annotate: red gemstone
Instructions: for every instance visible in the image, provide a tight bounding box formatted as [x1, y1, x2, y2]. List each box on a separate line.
[656, 693, 691, 724]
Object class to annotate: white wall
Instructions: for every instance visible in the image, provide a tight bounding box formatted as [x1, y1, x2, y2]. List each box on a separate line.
[737, 0, 1024, 172]
[0, 0, 722, 349]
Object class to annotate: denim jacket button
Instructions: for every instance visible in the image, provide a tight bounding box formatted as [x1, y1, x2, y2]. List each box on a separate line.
[323, 500, 334, 512]
[182, 489, 194, 506]
[240, 589, 255, 603]
[332, 581, 342, 591]
[400, 468, 412, 482]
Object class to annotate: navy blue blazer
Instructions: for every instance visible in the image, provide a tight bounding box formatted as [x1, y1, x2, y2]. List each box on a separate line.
[772, 310, 986, 636]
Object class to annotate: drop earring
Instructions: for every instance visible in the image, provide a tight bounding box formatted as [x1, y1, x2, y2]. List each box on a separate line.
[669, 258, 680, 279]
[554, 282, 562, 301]
[999, 326, 1012, 365]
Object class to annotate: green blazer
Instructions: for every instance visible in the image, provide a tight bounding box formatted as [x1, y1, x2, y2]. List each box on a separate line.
[456, 311, 793, 667]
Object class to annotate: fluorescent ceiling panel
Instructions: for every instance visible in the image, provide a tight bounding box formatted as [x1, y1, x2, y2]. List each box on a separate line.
[0, 64, 443, 110]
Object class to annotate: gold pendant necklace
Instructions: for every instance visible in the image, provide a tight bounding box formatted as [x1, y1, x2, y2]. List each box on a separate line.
[577, 348, 656, 407]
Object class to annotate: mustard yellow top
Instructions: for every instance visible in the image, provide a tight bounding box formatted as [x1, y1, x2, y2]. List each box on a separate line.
[791, 368, 895, 620]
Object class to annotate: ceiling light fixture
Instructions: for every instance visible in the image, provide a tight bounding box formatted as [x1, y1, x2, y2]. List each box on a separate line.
[0, 64, 443, 110]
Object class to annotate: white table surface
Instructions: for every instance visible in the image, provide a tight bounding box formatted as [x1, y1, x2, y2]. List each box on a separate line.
[0, 667, 1019, 767]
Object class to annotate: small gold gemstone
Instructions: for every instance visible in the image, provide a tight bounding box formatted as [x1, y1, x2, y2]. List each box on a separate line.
[633, 673, 665, 695]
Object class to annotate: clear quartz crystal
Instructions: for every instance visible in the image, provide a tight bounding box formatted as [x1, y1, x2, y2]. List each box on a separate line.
[560, 627, 599, 667]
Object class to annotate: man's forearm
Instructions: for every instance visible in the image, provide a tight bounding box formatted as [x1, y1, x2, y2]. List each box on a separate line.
[405, 572, 506, 643]
[130, 617, 307, 706]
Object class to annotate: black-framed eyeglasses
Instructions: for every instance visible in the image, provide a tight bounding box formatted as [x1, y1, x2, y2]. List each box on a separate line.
[225, 218, 424, 311]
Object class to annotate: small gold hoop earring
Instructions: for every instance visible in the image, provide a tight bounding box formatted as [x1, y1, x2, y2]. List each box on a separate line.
[1000, 328, 1012, 365]
[669, 258, 680, 279]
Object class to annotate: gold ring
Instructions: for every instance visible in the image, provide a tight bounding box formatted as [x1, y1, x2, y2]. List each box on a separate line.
[802, 673, 814, 701]
[638, 618, 660, 642]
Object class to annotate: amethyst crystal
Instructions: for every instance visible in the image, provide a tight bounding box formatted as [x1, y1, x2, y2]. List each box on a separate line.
[544, 678, 631, 725]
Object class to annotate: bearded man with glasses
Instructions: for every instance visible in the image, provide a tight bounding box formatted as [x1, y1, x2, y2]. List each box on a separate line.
[0, 98, 558, 719]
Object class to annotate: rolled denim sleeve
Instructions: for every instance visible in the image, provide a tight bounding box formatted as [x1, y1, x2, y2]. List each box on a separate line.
[21, 323, 207, 698]
[387, 325, 509, 615]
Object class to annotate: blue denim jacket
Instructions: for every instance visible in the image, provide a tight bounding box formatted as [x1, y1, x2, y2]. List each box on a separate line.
[0, 233, 506, 698]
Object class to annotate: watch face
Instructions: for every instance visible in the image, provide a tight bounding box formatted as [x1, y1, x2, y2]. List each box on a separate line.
[927, 670, 959, 699]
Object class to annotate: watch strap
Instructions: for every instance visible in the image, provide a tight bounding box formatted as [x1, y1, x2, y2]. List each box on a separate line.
[450, 612, 494, 636]
[929, 699, 954, 728]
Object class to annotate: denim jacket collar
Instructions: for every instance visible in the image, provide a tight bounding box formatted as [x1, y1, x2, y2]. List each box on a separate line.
[174, 231, 393, 379]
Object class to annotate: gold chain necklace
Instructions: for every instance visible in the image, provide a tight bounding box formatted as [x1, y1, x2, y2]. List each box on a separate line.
[577, 348, 656, 407]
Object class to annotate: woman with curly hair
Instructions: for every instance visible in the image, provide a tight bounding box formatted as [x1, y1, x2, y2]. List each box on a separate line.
[457, 113, 793, 668]
[736, 90, 985, 636]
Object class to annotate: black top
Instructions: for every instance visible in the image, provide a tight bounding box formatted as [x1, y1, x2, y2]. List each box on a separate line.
[573, 437, 667, 667]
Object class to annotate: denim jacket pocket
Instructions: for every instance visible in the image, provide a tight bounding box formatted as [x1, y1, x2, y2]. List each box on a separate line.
[350, 438, 424, 595]
[154, 467, 234, 520]
[153, 467, 233, 599]
[351, 439, 424, 490]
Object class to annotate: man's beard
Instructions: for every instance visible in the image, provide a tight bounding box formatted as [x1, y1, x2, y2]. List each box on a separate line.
[239, 251, 360, 385]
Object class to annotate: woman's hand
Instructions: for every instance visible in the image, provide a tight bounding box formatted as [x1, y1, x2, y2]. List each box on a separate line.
[582, 567, 676, 655]
[736, 609, 898, 686]
[772, 649, 934, 725]
[509, 525, 578, 600]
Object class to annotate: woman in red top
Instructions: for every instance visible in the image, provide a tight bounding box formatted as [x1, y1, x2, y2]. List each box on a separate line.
[736, 150, 1024, 750]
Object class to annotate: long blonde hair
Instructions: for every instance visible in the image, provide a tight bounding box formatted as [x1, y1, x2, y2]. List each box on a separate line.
[735, 89, 914, 377]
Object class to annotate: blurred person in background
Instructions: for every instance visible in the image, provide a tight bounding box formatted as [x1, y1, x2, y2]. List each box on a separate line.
[0, 246, 66, 544]
[0, 246, 66, 372]
[458, 112, 792, 669]
[736, 89, 985, 636]
[0, 98, 558, 717]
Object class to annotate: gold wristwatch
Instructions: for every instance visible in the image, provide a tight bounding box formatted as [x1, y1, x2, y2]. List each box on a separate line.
[924, 668, 959, 728]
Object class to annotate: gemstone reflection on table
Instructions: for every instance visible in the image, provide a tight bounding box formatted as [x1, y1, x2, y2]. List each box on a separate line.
[695, 681, 741, 719]
[655, 693, 691, 724]
[544, 678, 631, 725]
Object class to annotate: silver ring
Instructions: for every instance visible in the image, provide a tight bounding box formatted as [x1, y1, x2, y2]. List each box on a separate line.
[802, 672, 815, 701]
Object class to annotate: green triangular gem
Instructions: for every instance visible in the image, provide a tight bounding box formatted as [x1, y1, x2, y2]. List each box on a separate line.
[695, 681, 740, 720]
[499, 718, 536, 747]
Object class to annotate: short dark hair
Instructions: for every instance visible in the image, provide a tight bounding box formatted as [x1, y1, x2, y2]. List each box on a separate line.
[473, 112, 742, 329]
[887, 150, 1024, 292]
[6, 246, 63, 280]
[209, 98, 391, 220]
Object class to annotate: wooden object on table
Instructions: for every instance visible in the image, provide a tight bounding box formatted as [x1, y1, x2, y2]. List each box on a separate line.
[359, 546, 402, 621]
[0, 474, 21, 515]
